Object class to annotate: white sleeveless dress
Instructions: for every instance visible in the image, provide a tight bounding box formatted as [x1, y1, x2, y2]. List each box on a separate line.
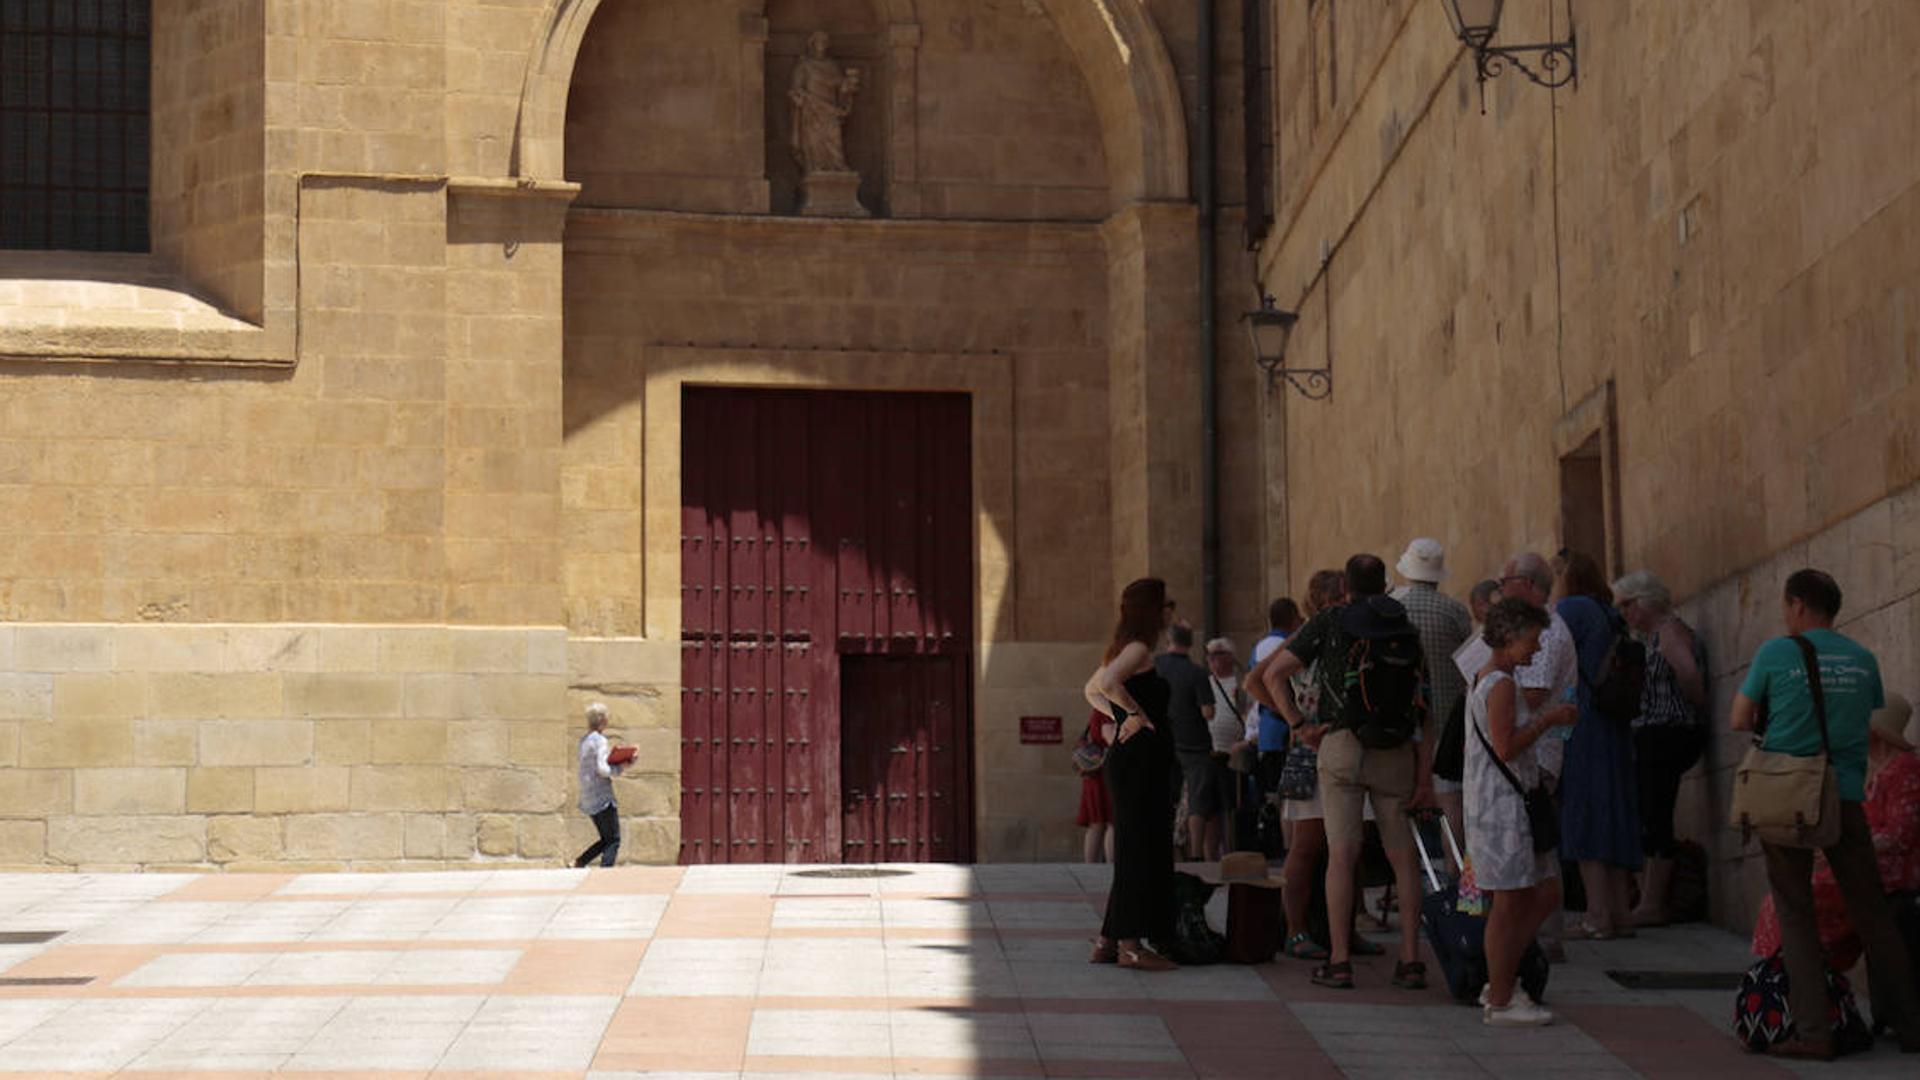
[1463, 670, 1560, 891]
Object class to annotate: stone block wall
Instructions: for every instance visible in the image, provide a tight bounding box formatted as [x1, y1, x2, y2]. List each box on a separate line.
[1261, 1, 1920, 601]
[0, 623, 590, 871]
[151, 0, 268, 323]
[976, 641, 1107, 861]
[1674, 480, 1920, 932]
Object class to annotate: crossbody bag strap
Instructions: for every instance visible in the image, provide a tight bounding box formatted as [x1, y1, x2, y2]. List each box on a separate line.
[1211, 676, 1243, 722]
[1468, 675, 1532, 800]
[1789, 634, 1829, 755]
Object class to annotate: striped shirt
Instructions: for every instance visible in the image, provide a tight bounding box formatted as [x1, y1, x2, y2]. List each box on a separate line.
[1636, 619, 1707, 729]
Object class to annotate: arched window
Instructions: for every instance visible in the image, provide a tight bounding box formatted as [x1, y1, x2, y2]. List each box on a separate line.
[0, 0, 151, 251]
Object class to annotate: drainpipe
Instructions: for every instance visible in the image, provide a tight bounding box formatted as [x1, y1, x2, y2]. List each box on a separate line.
[1199, 0, 1221, 638]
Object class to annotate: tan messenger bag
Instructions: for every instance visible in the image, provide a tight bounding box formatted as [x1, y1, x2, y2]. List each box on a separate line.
[1728, 635, 1841, 849]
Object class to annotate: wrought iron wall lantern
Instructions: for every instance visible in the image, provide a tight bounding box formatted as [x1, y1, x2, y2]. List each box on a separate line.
[1244, 296, 1328, 400]
[1441, 0, 1577, 110]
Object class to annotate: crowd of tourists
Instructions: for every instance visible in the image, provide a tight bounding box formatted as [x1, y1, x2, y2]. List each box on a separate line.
[1078, 540, 1920, 1057]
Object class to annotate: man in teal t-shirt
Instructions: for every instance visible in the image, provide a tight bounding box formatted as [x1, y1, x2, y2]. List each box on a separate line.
[1730, 569, 1919, 1059]
[1736, 630, 1881, 801]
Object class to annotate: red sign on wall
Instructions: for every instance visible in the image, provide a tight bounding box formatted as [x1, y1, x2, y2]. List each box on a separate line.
[1019, 716, 1062, 745]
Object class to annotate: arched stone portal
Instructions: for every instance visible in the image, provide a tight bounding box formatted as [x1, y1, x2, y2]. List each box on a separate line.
[513, 0, 1189, 209]
[549, 0, 1205, 864]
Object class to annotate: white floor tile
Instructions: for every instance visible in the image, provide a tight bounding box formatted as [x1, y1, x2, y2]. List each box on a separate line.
[1028, 1011, 1183, 1063]
[628, 938, 766, 997]
[0, 997, 213, 1071]
[437, 994, 621, 1070]
[542, 894, 670, 938]
[127, 995, 349, 1071]
[747, 1008, 891, 1057]
[282, 993, 485, 1070]
[117, 950, 274, 988]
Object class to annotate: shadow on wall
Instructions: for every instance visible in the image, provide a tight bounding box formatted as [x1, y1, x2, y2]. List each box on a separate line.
[1673, 480, 1920, 936]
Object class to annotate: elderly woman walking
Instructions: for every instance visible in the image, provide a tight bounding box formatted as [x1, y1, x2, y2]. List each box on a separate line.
[574, 702, 627, 869]
[1612, 570, 1709, 927]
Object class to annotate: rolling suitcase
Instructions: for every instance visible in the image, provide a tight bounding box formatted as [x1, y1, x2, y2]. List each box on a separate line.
[1413, 813, 1549, 1004]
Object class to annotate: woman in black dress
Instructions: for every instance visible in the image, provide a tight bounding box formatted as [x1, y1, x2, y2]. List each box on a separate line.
[1083, 577, 1179, 971]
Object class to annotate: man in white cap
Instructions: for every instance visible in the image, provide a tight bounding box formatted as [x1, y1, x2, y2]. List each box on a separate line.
[1392, 540, 1473, 831]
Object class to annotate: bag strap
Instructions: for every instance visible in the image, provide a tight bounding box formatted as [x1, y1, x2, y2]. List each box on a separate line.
[1469, 675, 1533, 801]
[1211, 676, 1244, 723]
[1789, 634, 1830, 755]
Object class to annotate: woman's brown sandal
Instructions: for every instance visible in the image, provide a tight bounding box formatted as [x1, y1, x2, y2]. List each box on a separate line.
[1117, 944, 1178, 972]
[1309, 960, 1353, 989]
[1089, 936, 1118, 964]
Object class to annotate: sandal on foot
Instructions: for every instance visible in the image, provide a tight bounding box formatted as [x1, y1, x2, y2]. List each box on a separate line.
[1392, 960, 1427, 990]
[1089, 936, 1118, 964]
[1284, 932, 1328, 960]
[1310, 960, 1354, 989]
[1573, 921, 1617, 941]
[1118, 944, 1177, 972]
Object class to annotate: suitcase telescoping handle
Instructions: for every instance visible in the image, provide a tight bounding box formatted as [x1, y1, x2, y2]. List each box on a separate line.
[1411, 811, 1466, 892]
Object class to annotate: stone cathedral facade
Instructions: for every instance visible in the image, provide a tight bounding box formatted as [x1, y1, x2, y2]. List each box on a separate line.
[0, 0, 1271, 870]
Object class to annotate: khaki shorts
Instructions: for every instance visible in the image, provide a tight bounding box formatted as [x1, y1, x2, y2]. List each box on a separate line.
[1316, 728, 1416, 853]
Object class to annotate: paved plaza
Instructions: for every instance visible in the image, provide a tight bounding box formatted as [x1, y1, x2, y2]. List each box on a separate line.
[0, 862, 1909, 1077]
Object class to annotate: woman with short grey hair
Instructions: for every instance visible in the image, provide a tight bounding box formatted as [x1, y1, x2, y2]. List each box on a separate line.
[1612, 570, 1708, 927]
[574, 702, 626, 869]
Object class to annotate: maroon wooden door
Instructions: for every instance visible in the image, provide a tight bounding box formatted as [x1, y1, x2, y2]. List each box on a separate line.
[840, 655, 971, 863]
[680, 388, 973, 864]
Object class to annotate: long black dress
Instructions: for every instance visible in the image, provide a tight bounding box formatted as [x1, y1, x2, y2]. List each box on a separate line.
[1101, 668, 1177, 944]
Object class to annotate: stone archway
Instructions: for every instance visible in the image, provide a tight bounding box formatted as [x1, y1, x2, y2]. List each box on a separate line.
[511, 0, 1188, 209]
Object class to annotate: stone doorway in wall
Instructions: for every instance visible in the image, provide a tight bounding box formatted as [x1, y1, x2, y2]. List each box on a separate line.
[1560, 433, 1607, 567]
[678, 387, 975, 865]
[1555, 382, 1623, 577]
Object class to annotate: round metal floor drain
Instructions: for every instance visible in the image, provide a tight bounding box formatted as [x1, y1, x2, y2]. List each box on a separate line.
[790, 868, 913, 879]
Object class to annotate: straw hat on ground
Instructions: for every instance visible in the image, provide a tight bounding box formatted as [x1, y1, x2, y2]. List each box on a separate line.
[1202, 851, 1284, 889]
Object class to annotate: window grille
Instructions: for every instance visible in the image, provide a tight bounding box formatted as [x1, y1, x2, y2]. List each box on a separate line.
[0, 0, 151, 252]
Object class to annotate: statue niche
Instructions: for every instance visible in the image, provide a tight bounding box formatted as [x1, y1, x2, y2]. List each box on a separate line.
[767, 24, 883, 217]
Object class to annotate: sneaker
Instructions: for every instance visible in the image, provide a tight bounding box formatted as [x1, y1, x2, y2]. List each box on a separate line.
[1484, 998, 1554, 1027]
[1479, 985, 1538, 1008]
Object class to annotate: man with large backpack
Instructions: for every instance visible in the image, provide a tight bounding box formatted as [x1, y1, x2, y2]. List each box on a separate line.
[1261, 553, 1434, 990]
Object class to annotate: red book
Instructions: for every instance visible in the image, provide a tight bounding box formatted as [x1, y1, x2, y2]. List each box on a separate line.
[607, 745, 637, 766]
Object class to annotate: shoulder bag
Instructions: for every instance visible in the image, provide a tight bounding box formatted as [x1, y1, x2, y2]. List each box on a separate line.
[1275, 743, 1318, 801]
[1729, 636, 1841, 848]
[1071, 725, 1107, 775]
[1469, 677, 1558, 855]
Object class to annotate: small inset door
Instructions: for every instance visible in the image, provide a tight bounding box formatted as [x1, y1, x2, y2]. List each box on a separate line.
[840, 654, 971, 864]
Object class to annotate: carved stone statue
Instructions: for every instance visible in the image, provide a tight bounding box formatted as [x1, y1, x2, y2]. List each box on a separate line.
[787, 31, 868, 216]
[789, 31, 859, 174]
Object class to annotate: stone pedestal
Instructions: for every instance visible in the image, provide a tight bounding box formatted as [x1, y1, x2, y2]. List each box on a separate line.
[798, 171, 869, 218]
